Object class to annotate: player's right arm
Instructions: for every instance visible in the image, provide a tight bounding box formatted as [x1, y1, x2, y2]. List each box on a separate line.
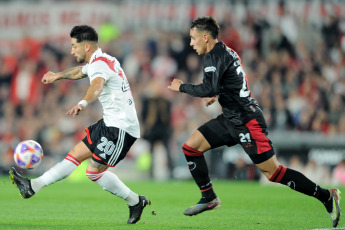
[66, 77, 105, 118]
[42, 66, 87, 84]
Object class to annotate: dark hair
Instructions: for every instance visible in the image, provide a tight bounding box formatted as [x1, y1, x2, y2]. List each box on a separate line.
[70, 25, 98, 43]
[191, 16, 220, 39]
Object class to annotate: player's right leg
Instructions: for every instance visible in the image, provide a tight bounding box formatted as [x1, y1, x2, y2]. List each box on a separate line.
[182, 116, 235, 216]
[182, 121, 231, 216]
[182, 130, 221, 216]
[9, 141, 91, 199]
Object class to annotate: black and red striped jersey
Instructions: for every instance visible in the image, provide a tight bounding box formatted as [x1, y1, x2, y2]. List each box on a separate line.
[179, 42, 261, 125]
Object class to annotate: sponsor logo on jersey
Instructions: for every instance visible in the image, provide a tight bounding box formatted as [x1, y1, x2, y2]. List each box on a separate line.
[204, 66, 217, 72]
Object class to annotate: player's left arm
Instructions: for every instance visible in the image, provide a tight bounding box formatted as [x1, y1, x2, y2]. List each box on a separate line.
[168, 79, 183, 91]
[66, 77, 105, 117]
[169, 54, 221, 97]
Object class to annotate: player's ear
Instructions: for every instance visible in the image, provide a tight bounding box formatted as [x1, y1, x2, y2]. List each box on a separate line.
[203, 33, 209, 43]
[85, 43, 91, 52]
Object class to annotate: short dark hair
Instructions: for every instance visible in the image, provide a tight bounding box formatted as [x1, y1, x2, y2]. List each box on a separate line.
[191, 16, 220, 39]
[70, 25, 98, 43]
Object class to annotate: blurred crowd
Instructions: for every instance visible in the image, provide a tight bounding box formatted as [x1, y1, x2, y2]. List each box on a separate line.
[1, 1, 345, 182]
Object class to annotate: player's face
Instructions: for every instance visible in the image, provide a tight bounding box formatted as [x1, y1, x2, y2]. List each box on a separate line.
[71, 38, 87, 63]
[190, 28, 207, 55]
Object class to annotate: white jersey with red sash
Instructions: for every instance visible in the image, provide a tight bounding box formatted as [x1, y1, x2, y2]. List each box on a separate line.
[82, 48, 140, 138]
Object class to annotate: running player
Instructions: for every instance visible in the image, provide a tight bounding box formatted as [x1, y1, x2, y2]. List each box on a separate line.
[168, 16, 341, 227]
[10, 25, 150, 224]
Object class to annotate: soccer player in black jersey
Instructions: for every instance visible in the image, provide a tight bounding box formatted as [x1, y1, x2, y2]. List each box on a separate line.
[168, 16, 341, 227]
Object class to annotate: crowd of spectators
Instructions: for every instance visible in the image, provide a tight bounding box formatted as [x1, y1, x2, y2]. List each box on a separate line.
[1, 1, 345, 179]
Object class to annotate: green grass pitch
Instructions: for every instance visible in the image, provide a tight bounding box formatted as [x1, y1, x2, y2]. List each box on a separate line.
[0, 175, 344, 230]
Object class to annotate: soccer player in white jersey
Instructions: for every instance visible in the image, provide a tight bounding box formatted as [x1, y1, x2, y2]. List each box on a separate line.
[9, 25, 150, 224]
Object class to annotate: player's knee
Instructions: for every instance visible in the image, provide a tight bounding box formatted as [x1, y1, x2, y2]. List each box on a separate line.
[268, 165, 287, 183]
[68, 142, 92, 163]
[86, 170, 105, 182]
[182, 143, 204, 156]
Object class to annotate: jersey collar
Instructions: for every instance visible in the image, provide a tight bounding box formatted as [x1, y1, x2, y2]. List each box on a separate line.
[207, 42, 223, 55]
[89, 48, 102, 64]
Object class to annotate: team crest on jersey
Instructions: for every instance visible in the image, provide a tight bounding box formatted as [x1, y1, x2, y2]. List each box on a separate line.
[204, 66, 217, 72]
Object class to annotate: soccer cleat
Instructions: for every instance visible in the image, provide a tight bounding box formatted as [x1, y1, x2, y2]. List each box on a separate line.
[184, 197, 221, 216]
[127, 195, 151, 224]
[324, 188, 341, 228]
[9, 167, 35, 199]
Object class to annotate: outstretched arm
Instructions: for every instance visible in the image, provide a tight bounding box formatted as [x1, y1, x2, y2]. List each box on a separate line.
[42, 66, 87, 84]
[168, 78, 216, 98]
[173, 53, 221, 98]
[168, 79, 217, 106]
[66, 77, 105, 118]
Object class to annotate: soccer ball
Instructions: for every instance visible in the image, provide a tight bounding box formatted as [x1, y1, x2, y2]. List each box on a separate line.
[14, 140, 43, 169]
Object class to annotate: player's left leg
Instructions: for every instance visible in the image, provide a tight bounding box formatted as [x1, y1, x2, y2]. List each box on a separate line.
[85, 124, 150, 224]
[85, 159, 150, 224]
[86, 159, 139, 205]
[256, 155, 341, 228]
[242, 115, 341, 227]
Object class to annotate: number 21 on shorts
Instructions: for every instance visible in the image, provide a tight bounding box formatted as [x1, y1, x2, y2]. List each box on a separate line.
[239, 133, 251, 143]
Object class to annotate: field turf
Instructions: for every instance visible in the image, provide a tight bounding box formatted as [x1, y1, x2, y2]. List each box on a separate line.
[0, 175, 344, 230]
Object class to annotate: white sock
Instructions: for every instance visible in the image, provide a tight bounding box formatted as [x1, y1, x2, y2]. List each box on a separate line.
[31, 154, 80, 193]
[86, 170, 139, 205]
[126, 191, 140, 206]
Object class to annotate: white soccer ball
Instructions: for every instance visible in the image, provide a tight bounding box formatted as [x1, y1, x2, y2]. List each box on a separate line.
[14, 140, 43, 169]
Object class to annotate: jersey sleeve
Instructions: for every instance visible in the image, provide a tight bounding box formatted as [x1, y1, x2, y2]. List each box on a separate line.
[88, 61, 110, 82]
[179, 53, 220, 97]
[82, 64, 89, 75]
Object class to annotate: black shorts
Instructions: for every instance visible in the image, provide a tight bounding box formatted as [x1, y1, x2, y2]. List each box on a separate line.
[198, 114, 275, 164]
[82, 119, 137, 167]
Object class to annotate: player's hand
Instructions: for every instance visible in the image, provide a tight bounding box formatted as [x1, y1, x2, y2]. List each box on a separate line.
[42, 71, 58, 84]
[204, 97, 216, 107]
[66, 104, 84, 118]
[168, 79, 183, 92]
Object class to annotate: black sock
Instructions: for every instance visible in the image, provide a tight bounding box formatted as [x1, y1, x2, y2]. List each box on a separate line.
[184, 154, 216, 202]
[270, 165, 330, 203]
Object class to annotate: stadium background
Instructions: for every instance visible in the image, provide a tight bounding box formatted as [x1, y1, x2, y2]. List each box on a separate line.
[0, 0, 345, 186]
